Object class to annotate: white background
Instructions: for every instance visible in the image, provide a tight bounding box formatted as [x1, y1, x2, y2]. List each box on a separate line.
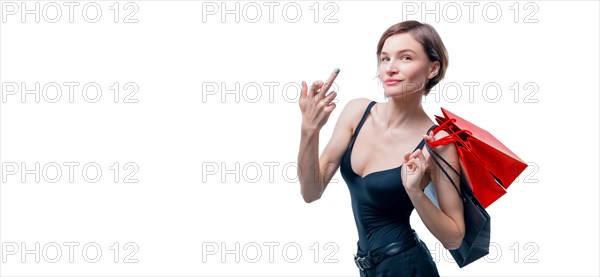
[1, 0, 599, 276]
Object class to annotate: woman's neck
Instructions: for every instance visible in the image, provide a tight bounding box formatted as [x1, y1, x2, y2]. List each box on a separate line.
[379, 94, 431, 132]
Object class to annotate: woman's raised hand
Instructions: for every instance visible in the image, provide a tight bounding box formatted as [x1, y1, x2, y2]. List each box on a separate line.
[299, 68, 340, 131]
[401, 130, 435, 193]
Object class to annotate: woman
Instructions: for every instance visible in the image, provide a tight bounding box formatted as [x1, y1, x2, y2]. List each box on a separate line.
[297, 21, 465, 276]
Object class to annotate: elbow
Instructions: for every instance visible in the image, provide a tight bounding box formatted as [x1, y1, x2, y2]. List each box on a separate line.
[302, 194, 320, 203]
[301, 192, 321, 203]
[299, 168, 326, 202]
[300, 186, 323, 203]
[444, 240, 462, 251]
[443, 230, 465, 250]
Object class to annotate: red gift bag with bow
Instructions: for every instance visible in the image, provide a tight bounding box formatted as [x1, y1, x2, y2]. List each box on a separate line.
[428, 108, 528, 208]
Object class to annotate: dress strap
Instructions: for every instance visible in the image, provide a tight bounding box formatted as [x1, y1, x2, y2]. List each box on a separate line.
[348, 100, 377, 150]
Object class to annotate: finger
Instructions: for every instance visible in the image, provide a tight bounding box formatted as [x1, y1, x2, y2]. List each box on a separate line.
[320, 68, 340, 96]
[409, 149, 421, 160]
[323, 102, 336, 113]
[422, 131, 435, 141]
[323, 91, 337, 104]
[313, 81, 324, 100]
[406, 159, 419, 173]
[404, 151, 412, 162]
[408, 151, 428, 169]
[309, 81, 320, 97]
[415, 149, 428, 162]
[301, 81, 307, 99]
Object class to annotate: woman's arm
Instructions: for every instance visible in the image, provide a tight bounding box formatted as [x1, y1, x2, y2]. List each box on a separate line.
[298, 97, 370, 203]
[404, 132, 465, 250]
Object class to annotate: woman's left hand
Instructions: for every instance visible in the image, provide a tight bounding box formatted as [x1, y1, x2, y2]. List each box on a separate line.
[401, 131, 435, 193]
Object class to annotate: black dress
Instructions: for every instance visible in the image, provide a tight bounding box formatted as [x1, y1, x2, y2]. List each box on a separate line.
[340, 100, 440, 277]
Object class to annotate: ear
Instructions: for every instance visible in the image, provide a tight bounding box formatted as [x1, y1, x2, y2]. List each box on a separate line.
[427, 61, 440, 80]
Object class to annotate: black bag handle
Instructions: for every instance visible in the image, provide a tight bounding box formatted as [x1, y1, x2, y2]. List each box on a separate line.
[424, 140, 463, 200]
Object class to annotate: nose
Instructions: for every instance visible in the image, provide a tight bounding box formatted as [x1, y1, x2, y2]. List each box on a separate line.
[385, 59, 398, 76]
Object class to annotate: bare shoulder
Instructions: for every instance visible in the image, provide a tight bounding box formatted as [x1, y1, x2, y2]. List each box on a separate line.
[337, 98, 374, 131]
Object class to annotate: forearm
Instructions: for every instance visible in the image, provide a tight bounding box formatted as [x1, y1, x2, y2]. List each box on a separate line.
[298, 126, 324, 203]
[407, 189, 464, 249]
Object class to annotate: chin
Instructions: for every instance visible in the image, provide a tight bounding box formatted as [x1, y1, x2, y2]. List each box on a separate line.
[385, 88, 423, 99]
[384, 90, 408, 98]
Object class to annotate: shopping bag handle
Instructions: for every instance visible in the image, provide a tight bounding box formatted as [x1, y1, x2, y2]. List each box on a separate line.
[434, 118, 457, 130]
[425, 140, 463, 200]
[429, 121, 473, 149]
[427, 129, 472, 148]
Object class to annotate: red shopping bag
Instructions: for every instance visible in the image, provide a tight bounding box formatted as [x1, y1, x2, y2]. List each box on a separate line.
[428, 108, 528, 208]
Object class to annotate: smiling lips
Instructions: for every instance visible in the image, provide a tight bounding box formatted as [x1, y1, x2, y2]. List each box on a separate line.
[384, 78, 402, 86]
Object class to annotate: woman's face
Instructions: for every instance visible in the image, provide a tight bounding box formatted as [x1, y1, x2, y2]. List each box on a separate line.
[379, 33, 439, 98]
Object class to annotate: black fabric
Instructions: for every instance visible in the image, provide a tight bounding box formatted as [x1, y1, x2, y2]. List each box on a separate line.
[340, 100, 439, 276]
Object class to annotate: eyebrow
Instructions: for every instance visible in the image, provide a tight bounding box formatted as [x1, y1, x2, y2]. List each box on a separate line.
[380, 49, 416, 55]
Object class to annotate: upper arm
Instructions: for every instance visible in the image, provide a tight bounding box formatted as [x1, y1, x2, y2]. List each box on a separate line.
[318, 98, 371, 191]
[428, 131, 465, 245]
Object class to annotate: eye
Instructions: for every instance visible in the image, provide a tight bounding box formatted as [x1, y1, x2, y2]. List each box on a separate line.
[401, 55, 412, 60]
[380, 56, 389, 62]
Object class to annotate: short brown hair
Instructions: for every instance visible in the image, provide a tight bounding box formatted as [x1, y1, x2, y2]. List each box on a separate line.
[376, 21, 448, 96]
